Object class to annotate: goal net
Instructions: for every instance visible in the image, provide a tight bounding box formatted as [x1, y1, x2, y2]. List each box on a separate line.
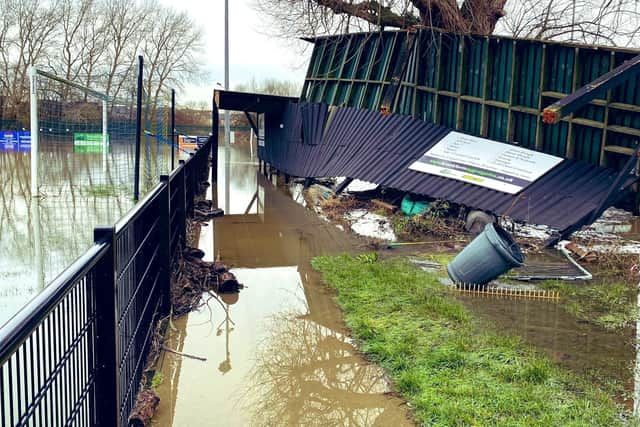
[30, 68, 177, 200]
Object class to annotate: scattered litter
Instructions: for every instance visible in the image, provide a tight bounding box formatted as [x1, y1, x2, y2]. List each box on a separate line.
[586, 242, 640, 254]
[563, 242, 598, 263]
[335, 177, 378, 193]
[505, 220, 554, 242]
[346, 209, 396, 241]
[574, 207, 636, 240]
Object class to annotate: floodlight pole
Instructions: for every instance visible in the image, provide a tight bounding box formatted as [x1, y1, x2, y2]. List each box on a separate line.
[29, 66, 39, 198]
[224, 0, 230, 147]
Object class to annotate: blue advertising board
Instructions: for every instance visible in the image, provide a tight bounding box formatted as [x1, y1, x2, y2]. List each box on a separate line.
[0, 131, 31, 152]
[0, 131, 17, 151]
[18, 132, 31, 149]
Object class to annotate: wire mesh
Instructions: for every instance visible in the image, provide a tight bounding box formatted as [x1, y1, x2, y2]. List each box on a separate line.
[33, 71, 186, 199]
[34, 73, 138, 198]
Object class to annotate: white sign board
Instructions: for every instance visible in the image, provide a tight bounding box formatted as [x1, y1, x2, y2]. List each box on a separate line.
[409, 132, 563, 194]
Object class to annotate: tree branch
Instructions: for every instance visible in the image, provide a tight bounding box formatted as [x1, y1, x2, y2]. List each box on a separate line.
[315, 0, 418, 28]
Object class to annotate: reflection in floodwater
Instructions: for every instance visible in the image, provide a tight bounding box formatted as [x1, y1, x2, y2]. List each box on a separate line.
[155, 142, 640, 423]
[155, 266, 412, 427]
[240, 309, 410, 426]
[153, 143, 412, 426]
[0, 142, 183, 326]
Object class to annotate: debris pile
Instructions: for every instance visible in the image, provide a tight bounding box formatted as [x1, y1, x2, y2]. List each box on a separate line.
[194, 199, 224, 221]
[171, 247, 244, 316]
[128, 389, 161, 427]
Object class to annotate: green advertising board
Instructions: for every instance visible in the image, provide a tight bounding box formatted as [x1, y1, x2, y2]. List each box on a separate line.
[73, 133, 110, 153]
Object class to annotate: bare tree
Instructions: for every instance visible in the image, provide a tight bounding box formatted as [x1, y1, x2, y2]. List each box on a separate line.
[56, 0, 94, 82]
[77, 5, 109, 90]
[497, 0, 640, 47]
[234, 77, 302, 97]
[254, 0, 508, 37]
[141, 6, 204, 117]
[102, 0, 147, 100]
[2, 0, 60, 123]
[255, 0, 640, 47]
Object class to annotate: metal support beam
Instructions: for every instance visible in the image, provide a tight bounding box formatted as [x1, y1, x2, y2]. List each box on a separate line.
[543, 53, 640, 124]
[244, 111, 259, 135]
[380, 29, 417, 115]
[335, 177, 353, 194]
[134, 55, 143, 201]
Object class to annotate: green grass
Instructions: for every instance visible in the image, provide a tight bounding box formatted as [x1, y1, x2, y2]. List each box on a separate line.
[312, 255, 626, 426]
[151, 372, 164, 389]
[539, 279, 638, 330]
[79, 183, 128, 197]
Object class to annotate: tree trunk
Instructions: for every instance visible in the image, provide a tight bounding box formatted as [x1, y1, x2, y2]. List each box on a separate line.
[460, 0, 507, 34]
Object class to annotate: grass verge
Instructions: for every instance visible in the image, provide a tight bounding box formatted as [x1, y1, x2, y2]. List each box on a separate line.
[312, 254, 625, 426]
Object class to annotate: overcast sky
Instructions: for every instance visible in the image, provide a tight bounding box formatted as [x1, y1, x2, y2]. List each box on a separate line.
[158, 0, 311, 104]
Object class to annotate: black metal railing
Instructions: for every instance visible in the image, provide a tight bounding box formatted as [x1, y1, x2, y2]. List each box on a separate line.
[0, 137, 213, 426]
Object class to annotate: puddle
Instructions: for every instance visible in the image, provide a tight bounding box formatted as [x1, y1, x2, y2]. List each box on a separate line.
[458, 295, 634, 401]
[153, 145, 413, 426]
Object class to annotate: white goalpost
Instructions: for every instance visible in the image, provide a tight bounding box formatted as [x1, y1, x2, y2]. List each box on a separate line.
[28, 65, 130, 198]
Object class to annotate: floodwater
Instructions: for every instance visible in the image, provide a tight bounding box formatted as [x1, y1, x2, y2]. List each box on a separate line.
[459, 295, 635, 397]
[153, 144, 414, 426]
[155, 141, 640, 424]
[0, 140, 182, 327]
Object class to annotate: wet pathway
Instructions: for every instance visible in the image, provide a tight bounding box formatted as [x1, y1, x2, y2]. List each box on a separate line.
[153, 145, 413, 426]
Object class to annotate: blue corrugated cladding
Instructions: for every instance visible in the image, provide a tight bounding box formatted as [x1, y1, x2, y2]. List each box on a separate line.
[263, 101, 630, 232]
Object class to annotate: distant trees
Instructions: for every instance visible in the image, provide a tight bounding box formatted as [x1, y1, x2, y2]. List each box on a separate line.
[0, 0, 204, 125]
[254, 0, 640, 47]
[497, 0, 640, 46]
[234, 77, 302, 97]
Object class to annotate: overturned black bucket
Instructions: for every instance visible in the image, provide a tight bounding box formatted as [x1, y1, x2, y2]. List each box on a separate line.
[447, 223, 525, 285]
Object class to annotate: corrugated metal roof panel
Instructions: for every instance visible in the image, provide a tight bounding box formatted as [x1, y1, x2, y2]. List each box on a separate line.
[262, 102, 633, 231]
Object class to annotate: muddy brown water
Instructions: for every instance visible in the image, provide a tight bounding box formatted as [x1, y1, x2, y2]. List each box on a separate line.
[155, 144, 640, 424]
[153, 145, 414, 426]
